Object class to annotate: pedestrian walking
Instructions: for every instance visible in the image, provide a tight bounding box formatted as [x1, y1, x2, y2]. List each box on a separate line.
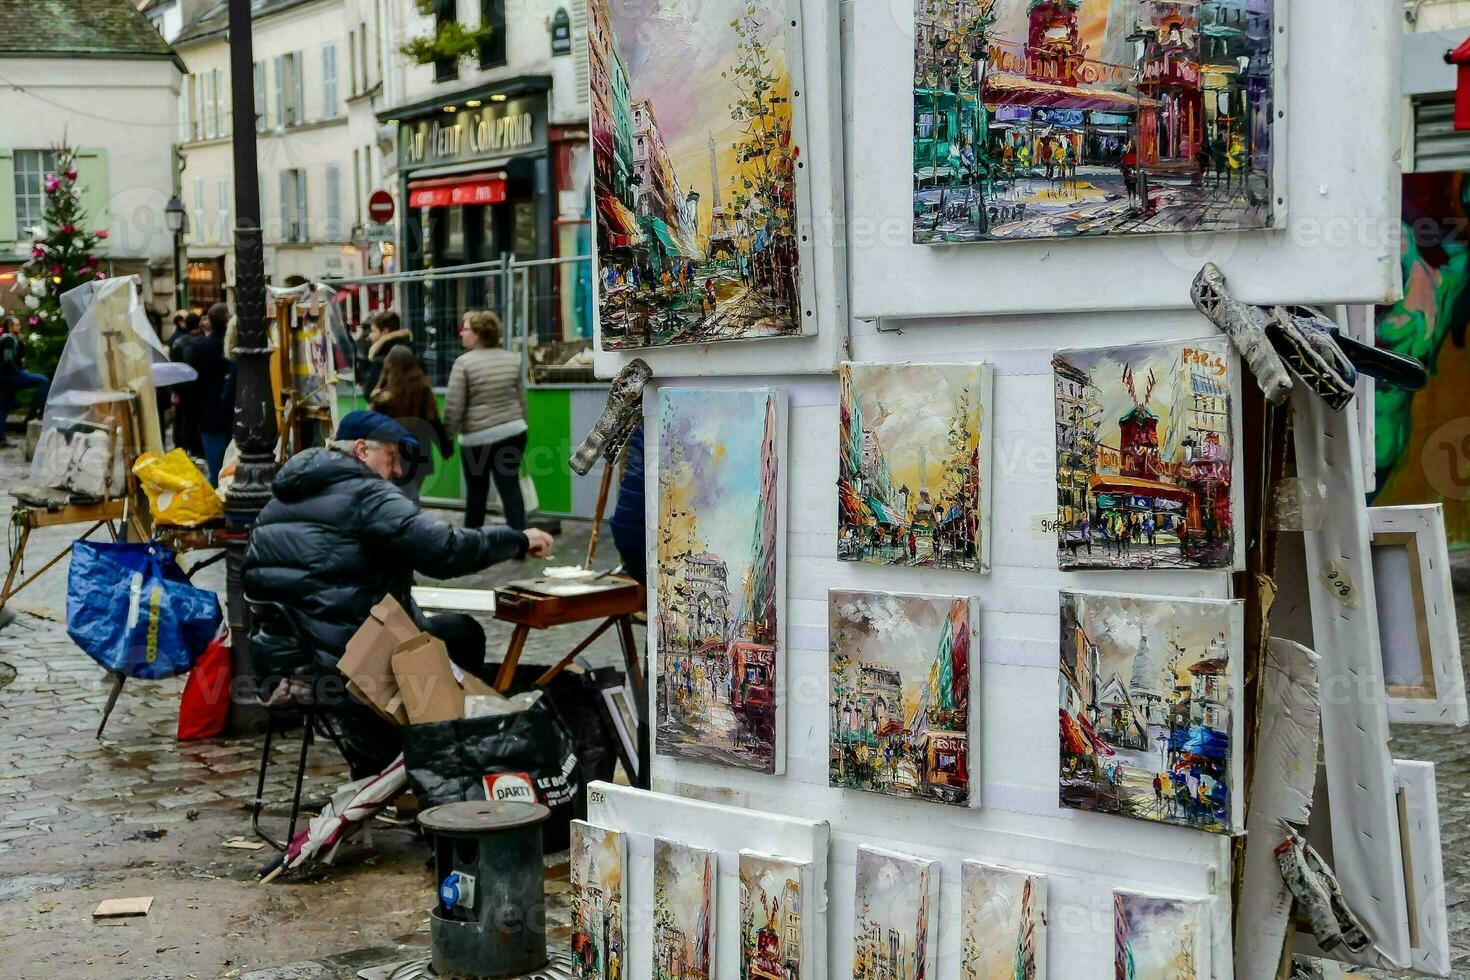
[1212, 136, 1228, 188]
[907, 529, 917, 562]
[169, 310, 203, 456]
[0, 315, 50, 447]
[1120, 141, 1138, 201]
[359, 310, 413, 398]
[444, 310, 530, 531]
[185, 303, 232, 486]
[371, 345, 452, 503]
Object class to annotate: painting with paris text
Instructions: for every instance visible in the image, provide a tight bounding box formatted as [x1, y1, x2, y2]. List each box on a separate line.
[590, 0, 805, 349]
[656, 388, 785, 774]
[1052, 336, 1236, 571]
[1059, 590, 1244, 834]
[913, 0, 1276, 244]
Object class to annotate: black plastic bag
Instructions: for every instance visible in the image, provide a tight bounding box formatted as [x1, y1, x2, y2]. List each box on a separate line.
[400, 695, 582, 853]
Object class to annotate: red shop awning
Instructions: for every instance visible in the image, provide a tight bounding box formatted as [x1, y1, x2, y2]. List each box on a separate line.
[407, 173, 508, 209]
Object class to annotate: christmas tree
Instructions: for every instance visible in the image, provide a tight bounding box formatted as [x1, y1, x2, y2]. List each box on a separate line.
[15, 145, 107, 371]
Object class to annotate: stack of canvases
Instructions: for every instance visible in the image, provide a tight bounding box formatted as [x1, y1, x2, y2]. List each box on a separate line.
[577, 0, 1287, 974]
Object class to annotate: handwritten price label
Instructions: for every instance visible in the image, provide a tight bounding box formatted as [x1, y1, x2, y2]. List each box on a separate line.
[1319, 562, 1358, 609]
[1031, 514, 1063, 539]
[589, 788, 606, 807]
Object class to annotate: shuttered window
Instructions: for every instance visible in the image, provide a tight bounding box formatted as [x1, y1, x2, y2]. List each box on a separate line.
[1413, 95, 1470, 173]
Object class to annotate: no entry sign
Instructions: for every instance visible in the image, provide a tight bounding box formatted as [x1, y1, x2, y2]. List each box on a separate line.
[367, 189, 395, 224]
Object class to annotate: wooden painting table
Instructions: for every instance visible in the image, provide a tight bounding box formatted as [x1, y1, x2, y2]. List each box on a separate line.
[1, 486, 146, 615]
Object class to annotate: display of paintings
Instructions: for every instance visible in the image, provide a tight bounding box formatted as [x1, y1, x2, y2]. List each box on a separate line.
[1053, 336, 1236, 570]
[570, 821, 626, 980]
[961, 861, 1048, 980]
[653, 838, 717, 980]
[656, 387, 786, 774]
[1113, 890, 1211, 980]
[912, 0, 1277, 245]
[852, 846, 938, 980]
[590, 0, 806, 349]
[739, 851, 807, 980]
[829, 590, 974, 807]
[1059, 590, 1244, 834]
[838, 361, 993, 571]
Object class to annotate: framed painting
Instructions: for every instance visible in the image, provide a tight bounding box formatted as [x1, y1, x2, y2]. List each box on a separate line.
[739, 851, 811, 980]
[589, 0, 816, 349]
[1059, 590, 1245, 834]
[852, 846, 939, 980]
[655, 387, 787, 774]
[913, 0, 1278, 245]
[1053, 336, 1238, 571]
[653, 838, 717, 979]
[838, 361, 993, 572]
[570, 821, 626, 980]
[1368, 504, 1467, 726]
[1113, 890, 1212, 980]
[829, 590, 975, 807]
[962, 861, 1047, 980]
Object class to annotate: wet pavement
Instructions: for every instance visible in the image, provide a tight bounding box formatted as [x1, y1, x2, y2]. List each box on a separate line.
[0, 445, 631, 979]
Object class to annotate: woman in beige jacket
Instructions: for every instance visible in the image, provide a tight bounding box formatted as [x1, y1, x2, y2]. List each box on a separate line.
[443, 310, 529, 530]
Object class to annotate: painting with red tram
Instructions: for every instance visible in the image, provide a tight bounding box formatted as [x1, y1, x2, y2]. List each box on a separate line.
[1053, 336, 1236, 571]
[913, 0, 1276, 243]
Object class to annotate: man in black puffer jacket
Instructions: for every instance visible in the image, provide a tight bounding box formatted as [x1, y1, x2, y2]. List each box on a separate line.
[243, 410, 554, 775]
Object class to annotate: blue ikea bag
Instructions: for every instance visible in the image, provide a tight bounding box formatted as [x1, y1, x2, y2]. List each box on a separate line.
[66, 540, 222, 680]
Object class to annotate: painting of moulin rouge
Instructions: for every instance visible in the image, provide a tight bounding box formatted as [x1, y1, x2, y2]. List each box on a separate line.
[830, 590, 973, 806]
[590, 0, 803, 348]
[913, 0, 1275, 243]
[1059, 590, 1242, 834]
[739, 852, 805, 980]
[839, 362, 991, 571]
[1053, 337, 1234, 570]
[657, 388, 784, 773]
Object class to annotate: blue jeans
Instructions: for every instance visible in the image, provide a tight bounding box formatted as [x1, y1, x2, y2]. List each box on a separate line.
[200, 431, 229, 487]
[0, 370, 49, 440]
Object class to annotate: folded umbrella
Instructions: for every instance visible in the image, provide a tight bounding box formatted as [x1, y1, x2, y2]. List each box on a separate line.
[260, 754, 407, 883]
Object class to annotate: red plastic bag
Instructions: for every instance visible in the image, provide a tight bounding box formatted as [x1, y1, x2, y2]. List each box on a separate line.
[178, 628, 232, 741]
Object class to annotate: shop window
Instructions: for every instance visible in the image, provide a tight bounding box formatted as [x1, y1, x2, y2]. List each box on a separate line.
[478, 0, 507, 69]
[12, 150, 57, 235]
[433, 0, 458, 83]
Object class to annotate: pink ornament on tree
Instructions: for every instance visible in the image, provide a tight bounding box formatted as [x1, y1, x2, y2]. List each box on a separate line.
[44, 176, 59, 193]
[27, 316, 39, 326]
[60, 224, 75, 235]
[30, 245, 44, 259]
[49, 264, 61, 276]
[95, 229, 108, 240]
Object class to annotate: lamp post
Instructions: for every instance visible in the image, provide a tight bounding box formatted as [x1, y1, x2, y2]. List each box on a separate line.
[224, 0, 277, 733]
[164, 195, 189, 312]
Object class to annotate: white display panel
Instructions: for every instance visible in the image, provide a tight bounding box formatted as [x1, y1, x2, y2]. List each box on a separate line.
[644, 307, 1239, 978]
[1395, 760, 1452, 978]
[846, 0, 1401, 320]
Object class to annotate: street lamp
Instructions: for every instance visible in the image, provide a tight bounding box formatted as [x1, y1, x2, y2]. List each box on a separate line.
[164, 194, 189, 312]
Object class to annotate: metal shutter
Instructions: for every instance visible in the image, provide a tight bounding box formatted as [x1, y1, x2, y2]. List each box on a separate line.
[1414, 94, 1470, 172]
[571, 0, 588, 107]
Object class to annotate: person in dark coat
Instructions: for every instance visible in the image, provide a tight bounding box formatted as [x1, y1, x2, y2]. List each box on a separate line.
[242, 410, 555, 775]
[185, 303, 232, 486]
[359, 310, 413, 398]
[0, 314, 49, 446]
[169, 311, 203, 455]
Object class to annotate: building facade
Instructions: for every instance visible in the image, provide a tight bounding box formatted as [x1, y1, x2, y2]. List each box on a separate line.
[0, 0, 184, 315]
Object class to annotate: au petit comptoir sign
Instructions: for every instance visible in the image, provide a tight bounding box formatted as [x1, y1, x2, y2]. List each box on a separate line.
[400, 97, 547, 170]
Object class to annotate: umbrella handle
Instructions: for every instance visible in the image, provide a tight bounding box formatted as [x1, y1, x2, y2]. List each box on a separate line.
[258, 853, 286, 884]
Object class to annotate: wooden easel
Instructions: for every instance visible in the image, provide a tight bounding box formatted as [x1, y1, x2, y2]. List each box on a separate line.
[271, 294, 334, 459]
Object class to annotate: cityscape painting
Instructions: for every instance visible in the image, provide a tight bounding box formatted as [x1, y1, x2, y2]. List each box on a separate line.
[653, 838, 716, 980]
[961, 861, 1048, 980]
[739, 851, 806, 980]
[656, 388, 785, 774]
[1113, 890, 1210, 979]
[830, 590, 974, 807]
[590, 0, 806, 348]
[913, 0, 1276, 243]
[570, 821, 626, 980]
[852, 846, 938, 980]
[1059, 590, 1243, 834]
[839, 361, 992, 571]
[1053, 336, 1235, 570]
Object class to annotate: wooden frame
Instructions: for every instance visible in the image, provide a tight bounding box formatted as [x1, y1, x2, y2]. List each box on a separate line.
[1369, 505, 1467, 727]
[1394, 759, 1451, 977]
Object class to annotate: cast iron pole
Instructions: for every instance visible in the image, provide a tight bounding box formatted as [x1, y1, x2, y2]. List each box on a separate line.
[224, 0, 276, 732]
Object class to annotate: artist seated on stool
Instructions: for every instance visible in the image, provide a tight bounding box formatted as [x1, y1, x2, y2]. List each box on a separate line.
[242, 410, 555, 777]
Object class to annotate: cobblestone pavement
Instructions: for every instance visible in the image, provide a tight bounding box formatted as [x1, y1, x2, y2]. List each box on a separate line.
[0, 447, 624, 979]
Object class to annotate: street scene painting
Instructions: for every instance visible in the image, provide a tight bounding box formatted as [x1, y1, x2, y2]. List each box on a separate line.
[590, 0, 805, 348]
[739, 851, 806, 980]
[830, 590, 974, 807]
[1113, 890, 1210, 979]
[1053, 336, 1235, 570]
[852, 846, 938, 980]
[914, 0, 1276, 243]
[1059, 590, 1243, 834]
[570, 821, 627, 980]
[839, 362, 992, 571]
[962, 861, 1048, 980]
[653, 838, 716, 980]
[656, 388, 785, 774]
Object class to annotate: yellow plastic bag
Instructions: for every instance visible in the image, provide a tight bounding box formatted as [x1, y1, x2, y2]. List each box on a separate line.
[132, 449, 225, 527]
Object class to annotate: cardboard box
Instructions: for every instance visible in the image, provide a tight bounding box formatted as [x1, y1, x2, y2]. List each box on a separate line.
[391, 634, 500, 725]
[337, 595, 420, 726]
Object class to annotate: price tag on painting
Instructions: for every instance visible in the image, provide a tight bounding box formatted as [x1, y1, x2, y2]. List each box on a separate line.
[1318, 561, 1358, 609]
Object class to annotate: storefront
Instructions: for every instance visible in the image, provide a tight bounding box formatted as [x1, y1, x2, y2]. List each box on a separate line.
[185, 256, 226, 312]
[384, 77, 555, 385]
